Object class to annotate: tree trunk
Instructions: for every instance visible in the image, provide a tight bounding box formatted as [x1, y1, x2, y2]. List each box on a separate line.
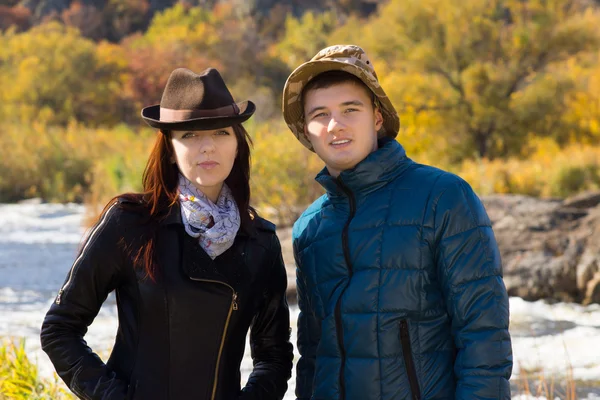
[475, 131, 488, 159]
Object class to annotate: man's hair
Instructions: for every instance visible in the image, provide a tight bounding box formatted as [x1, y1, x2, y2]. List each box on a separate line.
[301, 70, 376, 110]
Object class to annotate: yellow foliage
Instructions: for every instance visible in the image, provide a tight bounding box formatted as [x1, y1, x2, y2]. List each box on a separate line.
[250, 120, 324, 224]
[454, 138, 600, 198]
[327, 0, 600, 159]
[269, 10, 341, 70]
[0, 122, 149, 204]
[0, 22, 125, 126]
[0, 338, 74, 399]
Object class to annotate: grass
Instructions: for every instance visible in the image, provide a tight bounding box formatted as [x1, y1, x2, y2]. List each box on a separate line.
[514, 342, 583, 400]
[0, 339, 74, 400]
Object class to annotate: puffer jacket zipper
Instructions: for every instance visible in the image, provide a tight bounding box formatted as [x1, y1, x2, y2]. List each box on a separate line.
[400, 320, 421, 400]
[334, 178, 356, 400]
[188, 278, 238, 400]
[55, 202, 117, 305]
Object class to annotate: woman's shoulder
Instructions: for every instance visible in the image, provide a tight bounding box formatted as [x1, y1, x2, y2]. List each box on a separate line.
[94, 193, 150, 228]
[252, 214, 276, 234]
[247, 214, 282, 253]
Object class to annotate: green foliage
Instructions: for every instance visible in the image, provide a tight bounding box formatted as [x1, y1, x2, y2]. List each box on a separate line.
[0, 339, 74, 399]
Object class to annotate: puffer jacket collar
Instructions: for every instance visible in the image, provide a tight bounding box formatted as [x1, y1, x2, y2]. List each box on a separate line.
[316, 138, 414, 202]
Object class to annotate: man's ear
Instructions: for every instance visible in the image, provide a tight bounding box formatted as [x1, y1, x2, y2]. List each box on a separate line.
[374, 108, 384, 131]
[303, 123, 312, 143]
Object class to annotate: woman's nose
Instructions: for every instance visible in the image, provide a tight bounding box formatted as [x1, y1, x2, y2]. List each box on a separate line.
[199, 135, 216, 153]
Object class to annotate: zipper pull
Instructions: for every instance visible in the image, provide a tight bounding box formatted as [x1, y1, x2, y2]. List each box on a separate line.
[55, 289, 64, 305]
[232, 292, 238, 311]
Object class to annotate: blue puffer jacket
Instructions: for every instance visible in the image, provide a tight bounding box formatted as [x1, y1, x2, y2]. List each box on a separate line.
[293, 139, 512, 400]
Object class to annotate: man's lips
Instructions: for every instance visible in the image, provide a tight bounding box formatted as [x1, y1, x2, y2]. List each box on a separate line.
[330, 138, 352, 148]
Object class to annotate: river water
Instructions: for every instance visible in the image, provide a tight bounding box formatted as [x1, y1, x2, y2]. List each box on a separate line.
[1, 202, 599, 399]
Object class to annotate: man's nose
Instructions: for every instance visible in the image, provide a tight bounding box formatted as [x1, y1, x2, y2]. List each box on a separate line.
[327, 114, 344, 133]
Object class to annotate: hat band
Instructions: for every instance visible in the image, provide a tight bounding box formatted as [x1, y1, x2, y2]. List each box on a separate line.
[160, 103, 240, 122]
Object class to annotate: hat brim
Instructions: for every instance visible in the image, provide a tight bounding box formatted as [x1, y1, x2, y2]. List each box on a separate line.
[141, 101, 255, 131]
[282, 60, 400, 152]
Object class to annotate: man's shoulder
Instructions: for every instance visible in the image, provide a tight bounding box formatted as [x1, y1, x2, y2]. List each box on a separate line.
[409, 164, 485, 218]
[292, 194, 328, 243]
[394, 162, 466, 194]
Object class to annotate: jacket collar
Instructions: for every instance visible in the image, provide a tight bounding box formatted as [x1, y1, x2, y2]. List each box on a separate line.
[316, 138, 414, 200]
[160, 203, 183, 226]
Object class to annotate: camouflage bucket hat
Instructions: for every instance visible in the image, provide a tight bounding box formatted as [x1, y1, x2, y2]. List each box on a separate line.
[282, 44, 400, 151]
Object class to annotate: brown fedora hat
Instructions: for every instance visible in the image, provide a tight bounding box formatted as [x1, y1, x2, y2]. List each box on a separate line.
[141, 67, 255, 131]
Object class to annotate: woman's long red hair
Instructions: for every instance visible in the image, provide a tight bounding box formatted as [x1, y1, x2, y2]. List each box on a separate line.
[96, 124, 254, 281]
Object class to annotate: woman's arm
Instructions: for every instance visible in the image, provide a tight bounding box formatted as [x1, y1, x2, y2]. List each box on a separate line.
[241, 234, 294, 400]
[40, 202, 131, 400]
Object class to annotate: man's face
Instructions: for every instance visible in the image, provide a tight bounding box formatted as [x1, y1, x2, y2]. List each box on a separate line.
[303, 82, 383, 177]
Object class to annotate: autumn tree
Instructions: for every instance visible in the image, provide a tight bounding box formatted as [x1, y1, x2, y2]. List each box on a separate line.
[356, 0, 600, 160]
[270, 10, 342, 70]
[0, 21, 126, 126]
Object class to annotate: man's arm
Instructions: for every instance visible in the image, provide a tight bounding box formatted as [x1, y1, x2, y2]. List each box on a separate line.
[433, 177, 513, 399]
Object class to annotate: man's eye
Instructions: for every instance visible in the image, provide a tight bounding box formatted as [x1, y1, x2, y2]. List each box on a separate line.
[345, 108, 358, 113]
[313, 112, 327, 118]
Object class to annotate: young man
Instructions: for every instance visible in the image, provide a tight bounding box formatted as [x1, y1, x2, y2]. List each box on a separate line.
[282, 45, 513, 400]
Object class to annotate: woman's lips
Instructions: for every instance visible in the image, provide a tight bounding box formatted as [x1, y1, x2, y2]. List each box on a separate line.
[198, 161, 219, 169]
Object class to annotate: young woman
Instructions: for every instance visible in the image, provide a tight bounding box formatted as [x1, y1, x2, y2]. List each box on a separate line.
[41, 68, 293, 400]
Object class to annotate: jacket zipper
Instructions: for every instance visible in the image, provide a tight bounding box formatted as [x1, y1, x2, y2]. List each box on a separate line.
[188, 278, 238, 400]
[334, 178, 356, 400]
[399, 320, 421, 400]
[55, 202, 117, 305]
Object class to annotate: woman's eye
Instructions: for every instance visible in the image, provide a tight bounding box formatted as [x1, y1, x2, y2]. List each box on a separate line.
[182, 132, 195, 139]
[215, 130, 230, 136]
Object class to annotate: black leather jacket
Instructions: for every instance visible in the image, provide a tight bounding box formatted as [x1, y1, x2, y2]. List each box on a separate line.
[41, 198, 293, 400]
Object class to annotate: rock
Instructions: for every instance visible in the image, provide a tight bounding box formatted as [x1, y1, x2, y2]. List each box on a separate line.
[483, 191, 600, 304]
[563, 191, 600, 209]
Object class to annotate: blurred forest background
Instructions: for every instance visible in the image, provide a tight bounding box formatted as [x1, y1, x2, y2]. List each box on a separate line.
[1, 0, 600, 224]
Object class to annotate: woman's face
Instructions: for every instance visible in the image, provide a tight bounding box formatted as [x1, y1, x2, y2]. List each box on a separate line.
[170, 127, 238, 202]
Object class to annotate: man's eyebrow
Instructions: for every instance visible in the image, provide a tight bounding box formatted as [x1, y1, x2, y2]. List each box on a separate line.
[306, 106, 327, 116]
[307, 100, 366, 116]
[341, 100, 365, 107]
